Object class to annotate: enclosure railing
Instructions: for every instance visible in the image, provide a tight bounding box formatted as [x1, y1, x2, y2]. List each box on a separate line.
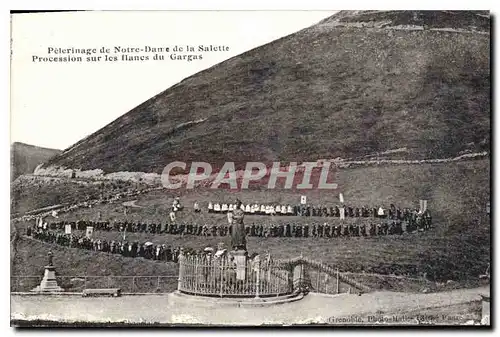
[10, 275, 179, 294]
[178, 254, 294, 298]
[11, 256, 383, 296]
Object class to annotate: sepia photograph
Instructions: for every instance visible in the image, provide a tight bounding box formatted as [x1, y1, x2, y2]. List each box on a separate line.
[9, 9, 491, 327]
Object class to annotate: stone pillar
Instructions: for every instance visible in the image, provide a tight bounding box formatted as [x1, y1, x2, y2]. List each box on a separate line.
[232, 250, 247, 281]
[31, 265, 63, 292]
[254, 255, 261, 298]
[293, 263, 303, 291]
[177, 249, 185, 291]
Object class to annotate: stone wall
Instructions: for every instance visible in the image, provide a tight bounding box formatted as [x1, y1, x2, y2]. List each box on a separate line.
[33, 165, 162, 186]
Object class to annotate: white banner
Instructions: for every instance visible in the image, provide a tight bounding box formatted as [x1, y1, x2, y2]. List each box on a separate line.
[86, 226, 94, 238]
[300, 195, 307, 205]
[420, 199, 428, 212]
[65, 224, 71, 234]
[339, 193, 344, 203]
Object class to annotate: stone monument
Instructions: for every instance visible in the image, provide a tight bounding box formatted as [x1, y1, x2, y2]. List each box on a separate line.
[231, 199, 247, 280]
[31, 250, 63, 292]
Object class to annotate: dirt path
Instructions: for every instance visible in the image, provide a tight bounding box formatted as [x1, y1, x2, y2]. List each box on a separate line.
[11, 286, 489, 325]
[122, 200, 143, 208]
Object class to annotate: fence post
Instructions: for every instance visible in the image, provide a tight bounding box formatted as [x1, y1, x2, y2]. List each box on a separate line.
[255, 256, 260, 299]
[194, 256, 199, 296]
[84, 276, 87, 290]
[108, 276, 112, 288]
[336, 268, 339, 294]
[220, 258, 224, 297]
[132, 276, 135, 293]
[177, 249, 184, 291]
[300, 262, 303, 287]
[316, 261, 322, 292]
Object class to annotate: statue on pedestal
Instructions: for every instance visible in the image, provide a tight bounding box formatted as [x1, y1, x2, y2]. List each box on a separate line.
[47, 250, 54, 266]
[31, 250, 63, 292]
[231, 199, 246, 251]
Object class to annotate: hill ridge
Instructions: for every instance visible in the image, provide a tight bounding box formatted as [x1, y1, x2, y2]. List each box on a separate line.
[45, 10, 490, 174]
[11, 142, 61, 180]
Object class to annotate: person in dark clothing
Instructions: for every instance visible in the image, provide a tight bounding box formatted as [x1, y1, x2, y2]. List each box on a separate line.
[360, 223, 366, 236]
[318, 223, 324, 238]
[131, 242, 138, 257]
[324, 224, 331, 238]
[166, 247, 172, 262]
[321, 206, 328, 217]
[353, 224, 360, 237]
[334, 206, 340, 217]
[297, 225, 303, 237]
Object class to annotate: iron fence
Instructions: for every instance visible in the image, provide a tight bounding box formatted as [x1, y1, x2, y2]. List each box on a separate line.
[178, 254, 293, 297]
[14, 257, 419, 296]
[11, 275, 178, 294]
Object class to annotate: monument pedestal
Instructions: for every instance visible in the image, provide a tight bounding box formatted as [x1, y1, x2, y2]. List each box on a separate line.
[232, 250, 247, 281]
[31, 265, 63, 292]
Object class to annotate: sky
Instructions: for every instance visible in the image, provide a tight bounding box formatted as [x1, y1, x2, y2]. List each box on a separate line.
[10, 10, 337, 150]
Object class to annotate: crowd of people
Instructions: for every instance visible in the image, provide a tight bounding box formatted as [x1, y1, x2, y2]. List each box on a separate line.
[34, 207, 431, 239]
[27, 227, 183, 262]
[24, 199, 433, 266]
[207, 202, 424, 219]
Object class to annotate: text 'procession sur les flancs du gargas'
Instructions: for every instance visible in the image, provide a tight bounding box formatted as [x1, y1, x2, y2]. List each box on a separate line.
[32, 45, 230, 63]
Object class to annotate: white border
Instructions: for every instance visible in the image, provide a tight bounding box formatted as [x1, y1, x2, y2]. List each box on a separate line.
[2, 1, 496, 336]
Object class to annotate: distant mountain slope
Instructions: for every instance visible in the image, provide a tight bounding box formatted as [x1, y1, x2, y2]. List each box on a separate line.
[46, 10, 490, 174]
[11, 142, 61, 180]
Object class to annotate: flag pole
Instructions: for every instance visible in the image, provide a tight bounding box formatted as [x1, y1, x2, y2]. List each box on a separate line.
[123, 206, 127, 241]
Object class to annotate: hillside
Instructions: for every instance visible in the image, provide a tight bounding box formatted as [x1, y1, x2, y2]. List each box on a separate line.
[11, 235, 180, 292]
[13, 159, 490, 284]
[11, 142, 61, 180]
[10, 174, 147, 216]
[44, 10, 490, 174]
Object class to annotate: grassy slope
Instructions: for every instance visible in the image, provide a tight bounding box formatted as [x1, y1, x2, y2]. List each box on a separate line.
[46, 12, 490, 173]
[11, 142, 61, 180]
[12, 236, 178, 277]
[10, 175, 149, 216]
[12, 160, 491, 286]
[35, 159, 489, 226]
